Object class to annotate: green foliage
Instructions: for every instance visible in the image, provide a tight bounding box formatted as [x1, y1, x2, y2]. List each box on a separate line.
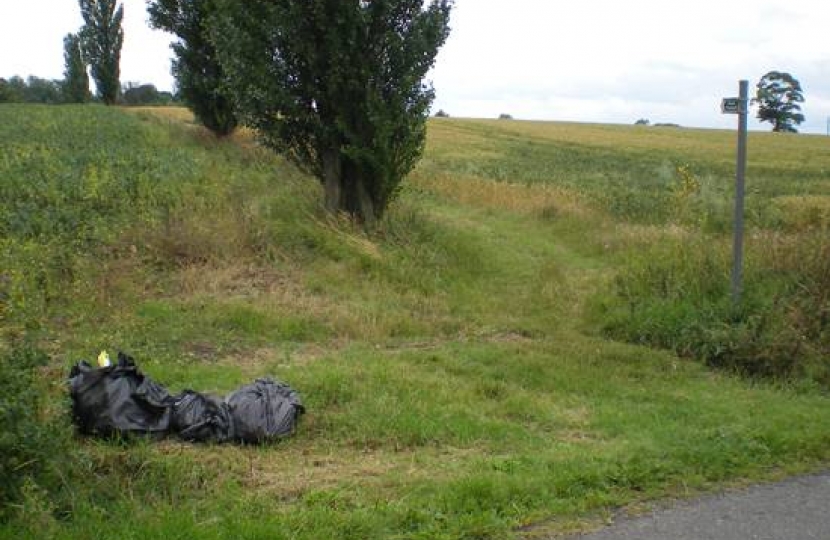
[0, 77, 63, 105]
[0, 104, 319, 340]
[754, 71, 805, 133]
[0, 78, 21, 103]
[62, 33, 90, 104]
[0, 77, 64, 104]
[146, 0, 238, 136]
[0, 106, 187, 242]
[120, 83, 173, 106]
[0, 80, 13, 103]
[23, 77, 64, 105]
[0, 105, 195, 335]
[78, 0, 124, 105]
[0, 344, 74, 518]
[596, 232, 830, 385]
[0, 77, 25, 103]
[212, 0, 453, 223]
[0, 86, 10, 104]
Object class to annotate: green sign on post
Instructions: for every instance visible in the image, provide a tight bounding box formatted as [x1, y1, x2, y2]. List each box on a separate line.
[721, 97, 742, 115]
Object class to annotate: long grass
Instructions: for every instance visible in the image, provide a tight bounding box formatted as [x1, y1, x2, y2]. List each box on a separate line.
[1, 106, 828, 539]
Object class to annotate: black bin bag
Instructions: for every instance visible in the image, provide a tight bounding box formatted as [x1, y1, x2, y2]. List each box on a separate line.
[69, 353, 304, 444]
[69, 352, 175, 437]
[172, 391, 233, 443]
[226, 378, 305, 443]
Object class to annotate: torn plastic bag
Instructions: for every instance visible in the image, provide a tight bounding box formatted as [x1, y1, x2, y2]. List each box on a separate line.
[226, 378, 305, 443]
[172, 391, 233, 443]
[69, 352, 175, 437]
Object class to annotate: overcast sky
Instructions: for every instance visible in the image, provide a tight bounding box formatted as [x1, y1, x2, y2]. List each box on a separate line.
[2, 0, 829, 133]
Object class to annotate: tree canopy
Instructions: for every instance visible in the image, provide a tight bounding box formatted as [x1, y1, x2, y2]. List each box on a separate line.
[63, 33, 91, 103]
[754, 71, 805, 133]
[212, 0, 453, 224]
[147, 0, 238, 136]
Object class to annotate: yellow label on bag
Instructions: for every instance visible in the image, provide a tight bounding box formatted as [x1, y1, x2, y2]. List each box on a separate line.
[97, 350, 111, 368]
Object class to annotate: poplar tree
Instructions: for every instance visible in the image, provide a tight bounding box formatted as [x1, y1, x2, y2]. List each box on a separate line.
[147, 0, 237, 136]
[62, 33, 91, 103]
[212, 0, 453, 224]
[79, 0, 124, 105]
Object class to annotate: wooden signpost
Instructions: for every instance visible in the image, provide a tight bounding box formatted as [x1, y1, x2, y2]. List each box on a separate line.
[722, 81, 749, 304]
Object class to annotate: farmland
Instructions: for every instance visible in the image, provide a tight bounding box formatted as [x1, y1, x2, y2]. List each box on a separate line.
[1, 104, 828, 539]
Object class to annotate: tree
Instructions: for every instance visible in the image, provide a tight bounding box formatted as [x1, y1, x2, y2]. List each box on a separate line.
[23, 77, 64, 104]
[147, 0, 238, 136]
[212, 0, 453, 224]
[79, 0, 124, 105]
[0, 76, 68, 104]
[0, 77, 26, 103]
[121, 82, 160, 105]
[754, 71, 805, 133]
[0, 78, 21, 103]
[62, 33, 91, 103]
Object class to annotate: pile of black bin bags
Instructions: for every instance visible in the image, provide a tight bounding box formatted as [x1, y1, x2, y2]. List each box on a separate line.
[69, 352, 304, 444]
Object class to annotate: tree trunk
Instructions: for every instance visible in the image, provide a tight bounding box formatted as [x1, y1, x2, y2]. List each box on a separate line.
[322, 148, 343, 213]
[342, 161, 377, 226]
[322, 150, 377, 226]
[352, 176, 376, 227]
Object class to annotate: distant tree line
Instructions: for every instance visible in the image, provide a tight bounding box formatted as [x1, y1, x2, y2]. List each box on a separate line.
[0, 75, 177, 106]
[0, 76, 65, 104]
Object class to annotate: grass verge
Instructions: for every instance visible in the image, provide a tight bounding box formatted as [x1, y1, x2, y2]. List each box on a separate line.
[0, 106, 828, 538]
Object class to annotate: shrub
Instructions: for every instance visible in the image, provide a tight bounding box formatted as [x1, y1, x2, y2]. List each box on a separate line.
[0, 344, 74, 517]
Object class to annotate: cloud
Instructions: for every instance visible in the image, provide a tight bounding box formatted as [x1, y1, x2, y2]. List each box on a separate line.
[431, 0, 830, 132]
[2, 0, 828, 133]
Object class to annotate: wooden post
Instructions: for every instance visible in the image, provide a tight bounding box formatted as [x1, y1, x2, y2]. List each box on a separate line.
[731, 80, 749, 304]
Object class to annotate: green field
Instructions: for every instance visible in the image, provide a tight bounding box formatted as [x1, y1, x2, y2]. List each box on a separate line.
[1, 105, 828, 539]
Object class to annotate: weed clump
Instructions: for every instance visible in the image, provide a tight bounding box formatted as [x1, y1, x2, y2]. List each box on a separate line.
[596, 231, 830, 386]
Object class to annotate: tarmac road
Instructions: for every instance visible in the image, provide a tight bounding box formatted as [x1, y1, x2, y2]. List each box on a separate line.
[566, 472, 830, 540]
